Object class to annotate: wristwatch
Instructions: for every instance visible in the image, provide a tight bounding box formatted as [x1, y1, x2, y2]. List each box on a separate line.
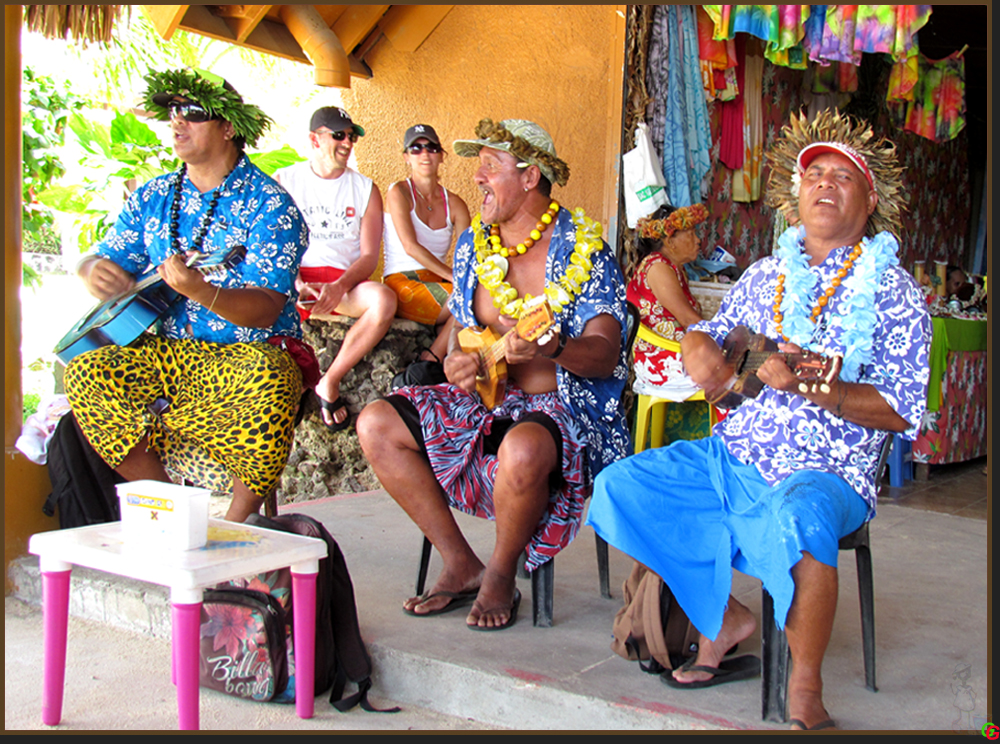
[543, 331, 568, 359]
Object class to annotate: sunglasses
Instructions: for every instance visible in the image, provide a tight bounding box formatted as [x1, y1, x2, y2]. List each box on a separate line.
[168, 102, 214, 123]
[323, 130, 359, 143]
[406, 142, 443, 154]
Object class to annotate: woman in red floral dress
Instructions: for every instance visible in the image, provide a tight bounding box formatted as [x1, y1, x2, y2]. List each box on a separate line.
[627, 203, 709, 395]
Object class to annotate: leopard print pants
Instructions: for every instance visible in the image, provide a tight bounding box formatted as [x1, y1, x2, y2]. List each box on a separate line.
[64, 335, 302, 498]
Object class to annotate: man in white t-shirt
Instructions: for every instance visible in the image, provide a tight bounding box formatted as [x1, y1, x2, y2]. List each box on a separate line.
[275, 107, 397, 431]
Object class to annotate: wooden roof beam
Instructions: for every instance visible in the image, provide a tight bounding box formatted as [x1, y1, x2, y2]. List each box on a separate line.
[142, 5, 188, 41]
[379, 5, 452, 53]
[333, 4, 389, 53]
[216, 4, 273, 44]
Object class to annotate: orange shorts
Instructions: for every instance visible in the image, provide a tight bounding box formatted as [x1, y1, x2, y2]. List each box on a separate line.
[383, 270, 453, 326]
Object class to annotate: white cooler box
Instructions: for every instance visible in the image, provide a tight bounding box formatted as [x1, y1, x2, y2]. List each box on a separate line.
[116, 480, 210, 551]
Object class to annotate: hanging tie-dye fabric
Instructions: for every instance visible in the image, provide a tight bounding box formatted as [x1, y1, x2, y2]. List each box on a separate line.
[888, 51, 967, 143]
[802, 5, 931, 66]
[703, 5, 811, 68]
[697, 6, 738, 101]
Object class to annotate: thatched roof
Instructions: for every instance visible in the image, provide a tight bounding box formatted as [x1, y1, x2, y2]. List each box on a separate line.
[23, 5, 129, 46]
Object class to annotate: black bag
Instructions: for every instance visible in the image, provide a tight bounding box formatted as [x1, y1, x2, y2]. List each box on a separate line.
[203, 513, 399, 712]
[611, 562, 701, 674]
[390, 359, 446, 391]
[42, 411, 125, 529]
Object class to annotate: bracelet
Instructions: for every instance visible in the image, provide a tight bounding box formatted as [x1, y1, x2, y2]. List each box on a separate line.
[207, 286, 221, 314]
[543, 332, 568, 359]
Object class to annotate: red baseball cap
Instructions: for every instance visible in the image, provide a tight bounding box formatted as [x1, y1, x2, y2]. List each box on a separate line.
[797, 142, 874, 190]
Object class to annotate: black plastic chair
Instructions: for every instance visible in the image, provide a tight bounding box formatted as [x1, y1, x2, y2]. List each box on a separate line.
[760, 435, 891, 722]
[415, 303, 639, 627]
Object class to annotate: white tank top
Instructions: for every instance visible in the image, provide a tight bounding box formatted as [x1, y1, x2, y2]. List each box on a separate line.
[274, 161, 374, 270]
[382, 179, 454, 276]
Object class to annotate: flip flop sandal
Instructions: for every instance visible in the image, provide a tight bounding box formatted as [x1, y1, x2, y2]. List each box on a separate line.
[662, 654, 761, 689]
[402, 589, 479, 617]
[789, 718, 837, 731]
[318, 394, 352, 432]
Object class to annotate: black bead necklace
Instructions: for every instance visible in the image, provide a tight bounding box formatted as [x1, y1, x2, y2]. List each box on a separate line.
[169, 163, 228, 256]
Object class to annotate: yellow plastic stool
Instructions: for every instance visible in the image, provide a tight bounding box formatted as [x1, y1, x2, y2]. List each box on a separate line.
[632, 323, 718, 454]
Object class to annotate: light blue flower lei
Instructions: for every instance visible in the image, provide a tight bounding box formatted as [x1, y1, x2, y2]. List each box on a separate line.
[774, 226, 899, 382]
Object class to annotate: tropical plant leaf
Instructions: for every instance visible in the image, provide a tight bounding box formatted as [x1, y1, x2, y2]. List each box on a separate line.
[248, 145, 305, 176]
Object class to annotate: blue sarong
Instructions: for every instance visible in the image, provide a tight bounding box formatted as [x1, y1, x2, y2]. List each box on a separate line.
[586, 437, 867, 640]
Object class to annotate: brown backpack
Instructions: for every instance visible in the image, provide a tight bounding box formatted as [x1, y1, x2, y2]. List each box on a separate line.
[611, 561, 701, 674]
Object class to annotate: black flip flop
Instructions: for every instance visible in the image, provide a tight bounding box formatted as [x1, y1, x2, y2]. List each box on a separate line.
[402, 589, 479, 617]
[317, 394, 351, 432]
[467, 588, 522, 632]
[662, 654, 761, 689]
[789, 718, 837, 731]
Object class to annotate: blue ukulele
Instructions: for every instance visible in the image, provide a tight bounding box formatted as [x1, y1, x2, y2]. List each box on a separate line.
[54, 245, 246, 365]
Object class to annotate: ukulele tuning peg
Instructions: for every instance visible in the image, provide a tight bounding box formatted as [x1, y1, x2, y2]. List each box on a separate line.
[798, 382, 809, 394]
[819, 383, 831, 394]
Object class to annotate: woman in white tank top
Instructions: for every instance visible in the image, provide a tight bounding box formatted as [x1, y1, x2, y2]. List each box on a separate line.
[383, 124, 471, 362]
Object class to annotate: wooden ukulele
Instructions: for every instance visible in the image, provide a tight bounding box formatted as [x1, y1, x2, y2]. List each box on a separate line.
[457, 297, 556, 409]
[705, 325, 843, 409]
[54, 245, 247, 365]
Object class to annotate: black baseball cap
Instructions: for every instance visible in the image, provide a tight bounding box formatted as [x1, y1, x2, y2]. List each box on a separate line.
[309, 106, 365, 137]
[403, 124, 442, 149]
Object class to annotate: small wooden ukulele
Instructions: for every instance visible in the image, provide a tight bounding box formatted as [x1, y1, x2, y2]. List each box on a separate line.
[54, 245, 247, 365]
[457, 297, 556, 409]
[706, 325, 843, 409]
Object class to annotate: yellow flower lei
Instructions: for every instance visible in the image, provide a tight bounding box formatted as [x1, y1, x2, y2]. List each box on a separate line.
[473, 207, 604, 318]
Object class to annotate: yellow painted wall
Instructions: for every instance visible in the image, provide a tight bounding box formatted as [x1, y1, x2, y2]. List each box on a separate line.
[338, 4, 623, 237]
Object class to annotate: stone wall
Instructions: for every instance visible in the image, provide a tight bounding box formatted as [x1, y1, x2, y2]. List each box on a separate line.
[278, 315, 435, 505]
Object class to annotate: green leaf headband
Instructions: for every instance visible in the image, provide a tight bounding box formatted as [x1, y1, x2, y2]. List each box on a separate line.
[141, 68, 273, 149]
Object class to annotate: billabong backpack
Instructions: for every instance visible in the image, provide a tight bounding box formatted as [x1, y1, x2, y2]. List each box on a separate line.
[199, 513, 399, 712]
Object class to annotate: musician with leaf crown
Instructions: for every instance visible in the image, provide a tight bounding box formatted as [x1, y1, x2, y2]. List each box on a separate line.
[62, 68, 309, 523]
[588, 110, 930, 730]
[358, 119, 629, 630]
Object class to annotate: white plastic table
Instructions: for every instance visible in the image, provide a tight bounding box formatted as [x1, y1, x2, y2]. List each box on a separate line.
[28, 519, 328, 730]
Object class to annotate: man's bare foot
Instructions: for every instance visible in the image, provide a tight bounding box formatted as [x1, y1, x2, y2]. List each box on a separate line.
[403, 563, 484, 616]
[466, 568, 520, 629]
[672, 597, 756, 685]
[788, 680, 836, 730]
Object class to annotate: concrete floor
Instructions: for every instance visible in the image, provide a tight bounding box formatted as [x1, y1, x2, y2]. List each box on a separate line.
[6, 456, 988, 732]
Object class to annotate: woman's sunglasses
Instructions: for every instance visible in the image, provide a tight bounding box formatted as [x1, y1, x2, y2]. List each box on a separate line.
[406, 142, 443, 154]
[324, 130, 359, 143]
[168, 102, 215, 123]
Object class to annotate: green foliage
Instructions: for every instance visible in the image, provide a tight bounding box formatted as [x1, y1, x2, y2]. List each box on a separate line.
[35, 109, 179, 252]
[22, 67, 84, 240]
[248, 145, 305, 176]
[23, 392, 41, 422]
[22, 262, 43, 292]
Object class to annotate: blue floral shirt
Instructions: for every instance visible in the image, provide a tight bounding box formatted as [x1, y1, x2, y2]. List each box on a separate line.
[695, 231, 931, 513]
[448, 207, 631, 476]
[96, 154, 309, 343]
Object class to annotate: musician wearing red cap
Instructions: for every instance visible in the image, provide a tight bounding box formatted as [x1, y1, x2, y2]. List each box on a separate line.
[588, 110, 930, 730]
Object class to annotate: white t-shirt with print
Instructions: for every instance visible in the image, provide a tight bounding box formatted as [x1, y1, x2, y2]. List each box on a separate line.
[275, 160, 373, 270]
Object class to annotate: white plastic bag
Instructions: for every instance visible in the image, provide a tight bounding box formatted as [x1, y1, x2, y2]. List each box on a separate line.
[15, 394, 71, 465]
[623, 122, 669, 228]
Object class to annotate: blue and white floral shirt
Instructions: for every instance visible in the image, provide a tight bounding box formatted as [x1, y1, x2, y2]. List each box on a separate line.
[448, 207, 631, 476]
[695, 230, 931, 514]
[96, 154, 309, 343]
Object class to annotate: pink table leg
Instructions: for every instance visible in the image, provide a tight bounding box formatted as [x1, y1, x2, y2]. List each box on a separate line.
[291, 569, 318, 719]
[171, 600, 202, 730]
[42, 567, 72, 726]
